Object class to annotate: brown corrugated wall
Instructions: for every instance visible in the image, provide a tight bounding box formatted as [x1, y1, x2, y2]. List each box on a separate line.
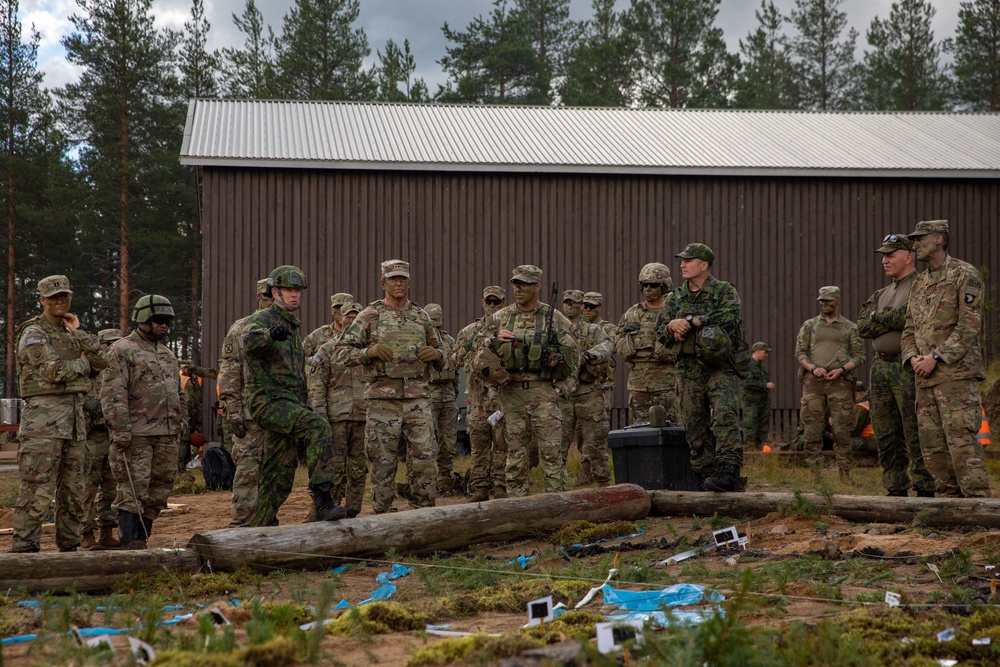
[200, 167, 1000, 437]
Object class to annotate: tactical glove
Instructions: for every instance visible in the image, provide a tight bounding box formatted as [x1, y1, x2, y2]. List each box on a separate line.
[366, 343, 393, 362]
[622, 321, 641, 333]
[417, 345, 442, 363]
[269, 324, 291, 341]
[228, 417, 247, 439]
[83, 398, 103, 416]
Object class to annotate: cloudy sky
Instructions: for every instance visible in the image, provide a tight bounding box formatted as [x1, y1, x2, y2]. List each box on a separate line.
[22, 0, 962, 93]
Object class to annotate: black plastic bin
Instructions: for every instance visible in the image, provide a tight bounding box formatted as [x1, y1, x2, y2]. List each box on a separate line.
[608, 425, 700, 491]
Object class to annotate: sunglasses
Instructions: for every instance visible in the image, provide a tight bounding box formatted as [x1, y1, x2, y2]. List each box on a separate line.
[150, 315, 173, 325]
[563, 300, 581, 306]
[882, 234, 903, 244]
[484, 298, 503, 305]
[583, 303, 599, 310]
[640, 282, 660, 290]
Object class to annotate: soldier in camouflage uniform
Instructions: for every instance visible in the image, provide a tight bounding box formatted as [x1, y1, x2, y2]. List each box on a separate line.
[741, 342, 774, 450]
[100, 295, 186, 549]
[218, 278, 272, 527]
[452, 286, 509, 502]
[661, 244, 745, 492]
[12, 275, 106, 553]
[616, 263, 678, 425]
[80, 328, 125, 550]
[474, 265, 580, 497]
[304, 293, 355, 357]
[902, 220, 991, 498]
[559, 290, 614, 486]
[858, 234, 935, 497]
[242, 266, 345, 526]
[423, 303, 460, 494]
[795, 286, 866, 485]
[333, 260, 448, 513]
[580, 291, 617, 484]
[309, 302, 368, 518]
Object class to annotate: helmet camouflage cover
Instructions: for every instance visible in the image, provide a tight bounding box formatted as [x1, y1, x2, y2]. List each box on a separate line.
[638, 262, 672, 288]
[267, 265, 308, 290]
[132, 295, 175, 323]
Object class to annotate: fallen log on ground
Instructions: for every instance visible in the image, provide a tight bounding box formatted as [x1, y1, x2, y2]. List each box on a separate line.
[189, 484, 652, 571]
[650, 490, 1000, 528]
[0, 548, 203, 593]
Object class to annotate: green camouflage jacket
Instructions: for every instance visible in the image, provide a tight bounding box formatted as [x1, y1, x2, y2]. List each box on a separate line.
[241, 303, 308, 408]
[664, 274, 742, 376]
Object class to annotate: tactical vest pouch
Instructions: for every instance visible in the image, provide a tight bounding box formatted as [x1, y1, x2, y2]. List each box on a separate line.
[378, 309, 426, 379]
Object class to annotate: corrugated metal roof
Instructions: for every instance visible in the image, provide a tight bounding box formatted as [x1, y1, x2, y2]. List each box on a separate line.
[180, 100, 1000, 178]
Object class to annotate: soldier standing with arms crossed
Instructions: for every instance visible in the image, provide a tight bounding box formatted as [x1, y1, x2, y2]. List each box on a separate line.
[12, 275, 105, 553]
[424, 303, 461, 495]
[902, 220, 991, 498]
[858, 234, 935, 497]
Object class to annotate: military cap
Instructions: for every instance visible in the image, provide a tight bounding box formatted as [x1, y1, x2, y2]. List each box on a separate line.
[424, 303, 443, 327]
[675, 243, 715, 264]
[562, 289, 584, 303]
[583, 291, 603, 306]
[381, 259, 410, 278]
[343, 302, 363, 315]
[330, 292, 354, 308]
[875, 233, 914, 254]
[255, 278, 269, 296]
[483, 286, 506, 300]
[38, 275, 72, 297]
[510, 265, 542, 284]
[751, 342, 771, 352]
[817, 286, 841, 301]
[907, 219, 949, 238]
[97, 328, 125, 344]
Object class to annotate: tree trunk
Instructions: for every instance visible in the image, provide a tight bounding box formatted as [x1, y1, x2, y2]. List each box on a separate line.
[189, 484, 652, 571]
[0, 548, 202, 593]
[6, 127, 15, 397]
[118, 70, 130, 331]
[650, 490, 1000, 529]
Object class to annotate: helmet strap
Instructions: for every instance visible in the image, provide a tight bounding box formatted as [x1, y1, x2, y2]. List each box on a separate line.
[273, 287, 300, 312]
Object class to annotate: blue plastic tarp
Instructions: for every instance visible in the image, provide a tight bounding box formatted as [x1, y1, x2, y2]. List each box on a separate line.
[601, 583, 724, 611]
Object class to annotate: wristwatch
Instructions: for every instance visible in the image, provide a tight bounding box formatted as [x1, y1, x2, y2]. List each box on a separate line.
[932, 352, 941, 362]
[685, 315, 694, 323]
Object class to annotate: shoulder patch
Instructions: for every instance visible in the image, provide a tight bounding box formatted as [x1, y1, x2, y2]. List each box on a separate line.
[965, 292, 976, 304]
[22, 335, 45, 347]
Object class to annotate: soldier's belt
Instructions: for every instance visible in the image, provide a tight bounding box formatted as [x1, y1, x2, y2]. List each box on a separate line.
[510, 379, 550, 389]
[874, 352, 901, 362]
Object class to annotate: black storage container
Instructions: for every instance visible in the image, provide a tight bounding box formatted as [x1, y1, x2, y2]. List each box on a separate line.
[608, 426, 700, 491]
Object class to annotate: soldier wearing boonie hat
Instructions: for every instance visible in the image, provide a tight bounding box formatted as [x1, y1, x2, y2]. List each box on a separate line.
[453, 286, 510, 502]
[858, 233, 933, 498]
[303, 292, 356, 358]
[742, 342, 775, 451]
[796, 285, 866, 486]
[902, 219, 990, 498]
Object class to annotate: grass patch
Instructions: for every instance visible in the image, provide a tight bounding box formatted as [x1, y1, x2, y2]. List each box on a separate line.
[433, 578, 592, 617]
[324, 601, 429, 637]
[407, 634, 544, 667]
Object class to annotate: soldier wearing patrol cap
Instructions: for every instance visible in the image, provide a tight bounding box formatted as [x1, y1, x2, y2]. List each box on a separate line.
[423, 303, 461, 494]
[616, 263, 678, 425]
[334, 260, 449, 513]
[858, 233, 934, 498]
[452, 286, 509, 501]
[218, 278, 272, 526]
[902, 220, 990, 498]
[741, 342, 775, 451]
[795, 285, 866, 486]
[304, 292, 356, 358]
[580, 291, 617, 484]
[12, 275, 106, 553]
[473, 265, 580, 497]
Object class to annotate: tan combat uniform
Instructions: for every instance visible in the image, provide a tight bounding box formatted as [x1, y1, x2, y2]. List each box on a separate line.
[616, 303, 678, 424]
[560, 320, 614, 486]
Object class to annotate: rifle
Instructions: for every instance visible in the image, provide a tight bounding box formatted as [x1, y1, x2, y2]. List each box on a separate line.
[540, 282, 564, 377]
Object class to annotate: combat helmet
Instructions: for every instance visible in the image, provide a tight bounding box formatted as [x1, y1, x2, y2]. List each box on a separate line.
[266, 265, 308, 295]
[638, 262, 672, 288]
[695, 325, 732, 367]
[132, 295, 175, 323]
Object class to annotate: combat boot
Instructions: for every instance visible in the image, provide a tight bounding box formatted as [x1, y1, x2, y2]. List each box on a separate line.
[118, 510, 141, 549]
[704, 464, 741, 493]
[915, 489, 935, 498]
[469, 488, 489, 503]
[94, 525, 120, 550]
[312, 484, 346, 522]
[80, 530, 96, 550]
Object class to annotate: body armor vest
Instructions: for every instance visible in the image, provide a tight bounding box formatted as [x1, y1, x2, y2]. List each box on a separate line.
[368, 306, 427, 380]
[18, 318, 90, 397]
[499, 310, 545, 373]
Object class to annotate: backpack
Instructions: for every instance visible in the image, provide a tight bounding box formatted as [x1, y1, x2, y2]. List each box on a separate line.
[202, 446, 235, 491]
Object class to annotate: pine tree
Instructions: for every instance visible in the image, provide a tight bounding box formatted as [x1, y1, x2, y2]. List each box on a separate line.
[788, 0, 859, 110]
[273, 0, 373, 100]
[734, 0, 799, 109]
[560, 0, 637, 106]
[859, 0, 951, 110]
[624, 0, 739, 109]
[220, 0, 276, 98]
[953, 0, 1000, 111]
[179, 0, 219, 100]
[373, 39, 429, 102]
[512, 0, 581, 104]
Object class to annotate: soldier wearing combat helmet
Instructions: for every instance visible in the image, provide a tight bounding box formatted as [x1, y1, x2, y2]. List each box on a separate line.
[12, 275, 106, 553]
[241, 266, 345, 525]
[616, 262, 678, 424]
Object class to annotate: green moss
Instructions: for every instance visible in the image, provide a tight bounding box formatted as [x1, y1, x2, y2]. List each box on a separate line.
[406, 634, 544, 667]
[433, 578, 592, 617]
[519, 610, 604, 642]
[172, 471, 208, 495]
[151, 651, 242, 667]
[325, 601, 429, 636]
[111, 566, 263, 600]
[550, 520, 639, 546]
[239, 636, 301, 667]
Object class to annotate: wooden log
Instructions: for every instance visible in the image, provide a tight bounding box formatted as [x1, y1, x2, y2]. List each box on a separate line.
[650, 490, 1000, 528]
[0, 548, 203, 593]
[188, 484, 652, 572]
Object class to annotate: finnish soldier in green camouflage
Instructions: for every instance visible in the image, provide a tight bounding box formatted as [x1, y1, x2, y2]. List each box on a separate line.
[474, 265, 581, 497]
[452, 286, 509, 502]
[303, 292, 355, 357]
[12, 275, 106, 553]
[662, 244, 745, 492]
[218, 278, 271, 527]
[309, 302, 368, 518]
[616, 263, 678, 425]
[80, 327, 125, 550]
[242, 266, 345, 525]
[858, 234, 934, 497]
[795, 286, 866, 485]
[560, 289, 614, 486]
[902, 220, 991, 498]
[741, 342, 774, 450]
[424, 303, 461, 494]
[333, 260, 449, 513]
[100, 295, 186, 549]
